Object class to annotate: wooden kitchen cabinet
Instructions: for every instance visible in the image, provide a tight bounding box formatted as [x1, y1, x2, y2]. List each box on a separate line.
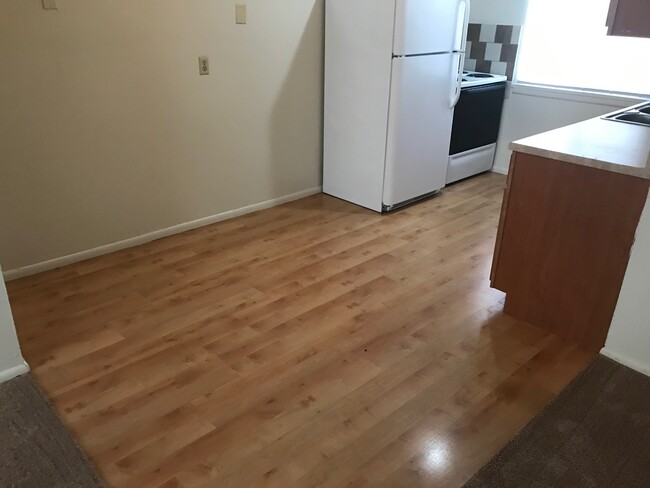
[491, 151, 650, 351]
[606, 0, 650, 38]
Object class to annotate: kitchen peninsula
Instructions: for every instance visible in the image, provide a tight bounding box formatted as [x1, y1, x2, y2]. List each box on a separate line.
[491, 103, 650, 351]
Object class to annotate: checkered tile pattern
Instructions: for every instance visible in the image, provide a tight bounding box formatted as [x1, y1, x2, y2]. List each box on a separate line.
[465, 24, 522, 80]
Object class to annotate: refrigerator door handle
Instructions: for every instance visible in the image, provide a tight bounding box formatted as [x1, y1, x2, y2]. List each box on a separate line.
[450, 52, 465, 108]
[454, 0, 471, 52]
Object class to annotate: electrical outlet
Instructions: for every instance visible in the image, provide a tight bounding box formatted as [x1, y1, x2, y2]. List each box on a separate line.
[236, 4, 247, 24]
[42, 0, 58, 9]
[198, 56, 209, 75]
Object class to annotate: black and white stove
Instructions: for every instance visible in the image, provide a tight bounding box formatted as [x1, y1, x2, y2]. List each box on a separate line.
[446, 71, 508, 184]
[461, 70, 508, 88]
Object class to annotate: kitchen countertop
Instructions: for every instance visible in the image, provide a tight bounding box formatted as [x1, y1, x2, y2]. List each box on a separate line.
[510, 103, 650, 180]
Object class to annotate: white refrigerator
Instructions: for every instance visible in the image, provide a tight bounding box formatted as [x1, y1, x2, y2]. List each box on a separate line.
[323, 0, 470, 212]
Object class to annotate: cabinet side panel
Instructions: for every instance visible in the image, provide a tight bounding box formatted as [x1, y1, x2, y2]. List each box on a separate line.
[323, 0, 395, 212]
[490, 152, 517, 288]
[497, 153, 650, 350]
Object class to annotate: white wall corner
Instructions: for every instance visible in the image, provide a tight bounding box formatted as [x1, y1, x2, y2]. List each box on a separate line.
[602, 194, 650, 377]
[0, 265, 29, 384]
[600, 347, 650, 378]
[0, 361, 30, 384]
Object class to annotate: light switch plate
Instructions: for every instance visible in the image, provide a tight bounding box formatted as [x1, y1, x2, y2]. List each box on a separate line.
[235, 4, 247, 24]
[42, 0, 58, 9]
[198, 56, 209, 75]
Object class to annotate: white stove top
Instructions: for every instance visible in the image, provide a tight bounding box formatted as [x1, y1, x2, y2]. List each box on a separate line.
[461, 71, 507, 88]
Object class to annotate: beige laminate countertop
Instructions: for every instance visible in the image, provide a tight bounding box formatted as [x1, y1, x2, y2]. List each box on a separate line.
[510, 103, 650, 180]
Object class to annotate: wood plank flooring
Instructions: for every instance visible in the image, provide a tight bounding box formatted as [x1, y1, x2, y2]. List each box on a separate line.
[7, 173, 595, 488]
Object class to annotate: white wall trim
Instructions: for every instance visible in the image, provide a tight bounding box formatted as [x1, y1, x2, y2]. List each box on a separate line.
[491, 165, 508, 176]
[0, 361, 30, 384]
[511, 83, 644, 108]
[3, 187, 322, 281]
[600, 347, 650, 378]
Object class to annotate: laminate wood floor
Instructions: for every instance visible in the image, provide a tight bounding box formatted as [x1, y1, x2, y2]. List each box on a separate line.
[7, 173, 595, 488]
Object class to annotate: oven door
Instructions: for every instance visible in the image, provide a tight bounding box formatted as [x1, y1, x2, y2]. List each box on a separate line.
[449, 82, 506, 155]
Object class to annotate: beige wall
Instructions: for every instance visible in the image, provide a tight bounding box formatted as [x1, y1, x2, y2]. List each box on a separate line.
[0, 0, 324, 272]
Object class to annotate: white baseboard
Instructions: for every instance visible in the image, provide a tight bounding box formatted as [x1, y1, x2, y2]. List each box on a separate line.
[0, 361, 30, 384]
[3, 187, 322, 281]
[600, 347, 650, 377]
[491, 165, 509, 175]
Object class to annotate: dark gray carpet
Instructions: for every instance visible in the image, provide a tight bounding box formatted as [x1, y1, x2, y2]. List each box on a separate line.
[0, 374, 105, 488]
[463, 355, 650, 488]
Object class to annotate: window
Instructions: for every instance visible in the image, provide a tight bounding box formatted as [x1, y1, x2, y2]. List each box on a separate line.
[516, 0, 650, 96]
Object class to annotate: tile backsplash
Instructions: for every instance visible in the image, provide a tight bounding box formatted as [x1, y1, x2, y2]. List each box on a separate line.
[465, 23, 522, 80]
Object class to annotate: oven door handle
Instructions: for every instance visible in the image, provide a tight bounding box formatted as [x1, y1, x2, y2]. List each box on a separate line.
[450, 52, 465, 109]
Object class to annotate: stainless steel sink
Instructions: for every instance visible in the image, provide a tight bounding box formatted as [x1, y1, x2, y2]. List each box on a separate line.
[603, 101, 650, 127]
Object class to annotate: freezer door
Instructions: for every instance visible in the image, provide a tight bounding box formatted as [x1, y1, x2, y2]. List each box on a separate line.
[383, 54, 455, 207]
[394, 0, 468, 55]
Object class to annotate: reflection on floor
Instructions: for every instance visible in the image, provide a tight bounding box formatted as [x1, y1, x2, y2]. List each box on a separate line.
[8, 173, 595, 488]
